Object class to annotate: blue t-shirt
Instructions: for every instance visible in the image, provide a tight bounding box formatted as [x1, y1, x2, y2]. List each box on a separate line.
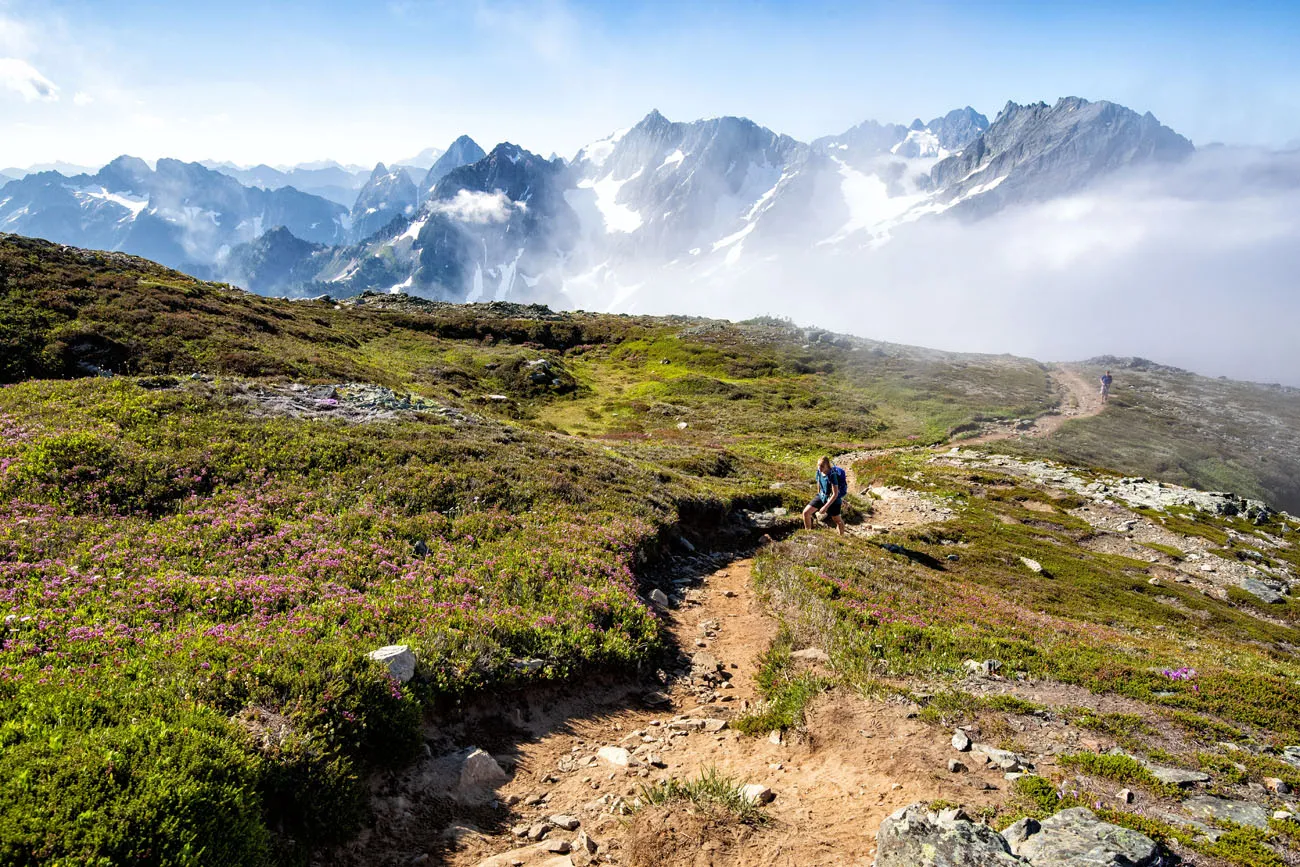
[817, 467, 845, 500]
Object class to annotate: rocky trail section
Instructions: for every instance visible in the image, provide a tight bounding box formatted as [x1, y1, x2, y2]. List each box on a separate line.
[326, 552, 1013, 867]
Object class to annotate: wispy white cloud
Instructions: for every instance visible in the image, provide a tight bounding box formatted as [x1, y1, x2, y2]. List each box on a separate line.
[72, 89, 92, 106]
[0, 56, 57, 101]
[428, 189, 524, 223]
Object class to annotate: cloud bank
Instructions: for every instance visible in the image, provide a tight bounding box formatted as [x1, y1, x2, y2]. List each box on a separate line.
[610, 147, 1300, 386]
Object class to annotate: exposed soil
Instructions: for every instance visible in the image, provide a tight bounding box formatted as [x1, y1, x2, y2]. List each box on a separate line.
[959, 366, 1106, 445]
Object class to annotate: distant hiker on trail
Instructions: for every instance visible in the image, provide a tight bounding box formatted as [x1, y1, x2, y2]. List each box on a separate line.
[1100, 371, 1114, 402]
[804, 456, 847, 536]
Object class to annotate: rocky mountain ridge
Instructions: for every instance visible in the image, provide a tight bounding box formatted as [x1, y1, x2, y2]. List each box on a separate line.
[1, 97, 1194, 305]
[234, 97, 1191, 306]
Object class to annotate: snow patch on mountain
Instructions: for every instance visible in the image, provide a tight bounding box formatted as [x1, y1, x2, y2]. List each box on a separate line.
[496, 248, 525, 300]
[467, 264, 485, 303]
[575, 128, 631, 170]
[892, 128, 948, 159]
[572, 169, 644, 233]
[77, 187, 150, 219]
[659, 149, 685, 170]
[824, 159, 927, 243]
[399, 217, 427, 241]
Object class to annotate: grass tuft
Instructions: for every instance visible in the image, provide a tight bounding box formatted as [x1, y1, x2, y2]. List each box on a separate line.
[637, 768, 770, 825]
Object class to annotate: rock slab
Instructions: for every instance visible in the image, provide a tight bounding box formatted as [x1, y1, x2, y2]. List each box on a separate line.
[874, 804, 1024, 866]
[1010, 807, 1160, 867]
[875, 804, 1161, 867]
[740, 784, 775, 805]
[458, 748, 509, 800]
[1183, 794, 1271, 829]
[597, 746, 633, 768]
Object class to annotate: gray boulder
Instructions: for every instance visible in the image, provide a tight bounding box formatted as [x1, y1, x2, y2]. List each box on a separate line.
[368, 644, 417, 682]
[791, 647, 830, 663]
[1010, 807, 1160, 866]
[457, 748, 509, 800]
[1182, 794, 1270, 829]
[874, 804, 1025, 866]
[974, 743, 1032, 772]
[1239, 578, 1286, 604]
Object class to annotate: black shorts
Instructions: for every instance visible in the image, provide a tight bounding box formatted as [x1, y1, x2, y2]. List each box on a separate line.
[808, 496, 842, 517]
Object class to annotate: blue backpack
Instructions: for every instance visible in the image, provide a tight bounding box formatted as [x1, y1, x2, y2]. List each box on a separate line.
[831, 466, 848, 495]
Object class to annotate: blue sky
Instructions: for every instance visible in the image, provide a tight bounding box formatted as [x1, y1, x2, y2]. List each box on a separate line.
[2, 0, 1298, 169]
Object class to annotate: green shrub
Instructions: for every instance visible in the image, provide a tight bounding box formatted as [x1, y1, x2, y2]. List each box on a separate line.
[1057, 753, 1183, 799]
[734, 631, 831, 735]
[0, 708, 272, 867]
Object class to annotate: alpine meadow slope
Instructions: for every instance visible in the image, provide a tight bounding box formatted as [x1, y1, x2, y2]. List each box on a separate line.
[2, 234, 1300, 866]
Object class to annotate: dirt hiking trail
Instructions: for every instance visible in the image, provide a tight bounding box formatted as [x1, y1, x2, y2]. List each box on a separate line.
[959, 365, 1105, 446]
[367, 561, 1007, 867]
[837, 366, 1105, 533]
[325, 365, 1109, 867]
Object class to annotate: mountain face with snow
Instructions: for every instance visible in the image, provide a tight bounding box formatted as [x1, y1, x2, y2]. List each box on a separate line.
[6, 97, 1196, 307]
[566, 109, 806, 262]
[814, 107, 988, 167]
[350, 163, 419, 242]
[929, 97, 1194, 215]
[418, 136, 488, 201]
[0, 156, 350, 277]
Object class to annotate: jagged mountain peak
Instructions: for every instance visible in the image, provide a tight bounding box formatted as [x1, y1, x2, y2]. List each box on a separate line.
[930, 96, 1194, 212]
[634, 108, 672, 134]
[420, 136, 488, 199]
[352, 160, 419, 242]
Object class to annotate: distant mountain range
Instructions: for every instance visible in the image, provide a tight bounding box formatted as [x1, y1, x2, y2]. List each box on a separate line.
[2, 97, 1195, 302]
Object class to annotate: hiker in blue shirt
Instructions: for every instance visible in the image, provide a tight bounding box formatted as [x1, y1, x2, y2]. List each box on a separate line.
[803, 456, 847, 535]
[1100, 371, 1114, 402]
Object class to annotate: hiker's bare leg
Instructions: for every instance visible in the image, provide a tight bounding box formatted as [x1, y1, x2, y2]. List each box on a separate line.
[832, 516, 846, 536]
[802, 503, 816, 530]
